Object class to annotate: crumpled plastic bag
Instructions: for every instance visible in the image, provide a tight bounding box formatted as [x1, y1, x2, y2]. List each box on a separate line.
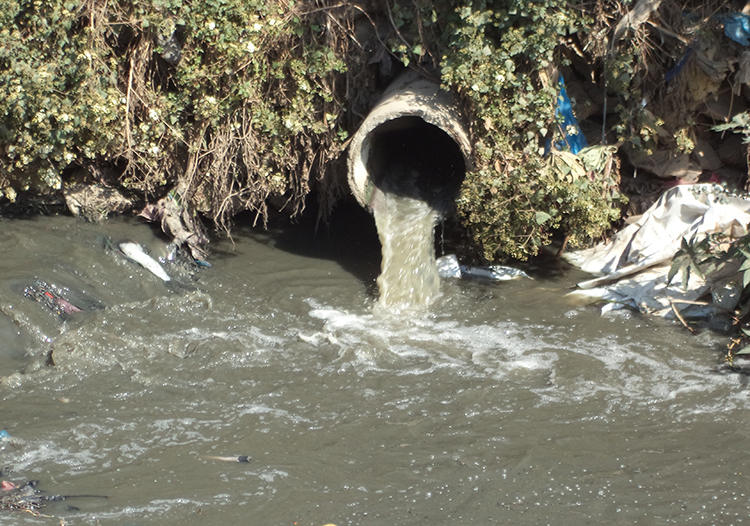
[568, 264, 710, 317]
[139, 192, 209, 261]
[546, 76, 588, 155]
[437, 255, 530, 281]
[721, 13, 750, 46]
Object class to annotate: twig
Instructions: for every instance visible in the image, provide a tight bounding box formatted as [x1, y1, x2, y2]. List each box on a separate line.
[297, 3, 351, 16]
[556, 235, 570, 258]
[669, 299, 694, 333]
[125, 57, 134, 154]
[325, 11, 362, 49]
[601, 54, 608, 145]
[384, 1, 412, 52]
[349, 5, 394, 57]
[666, 299, 710, 306]
[645, 20, 690, 44]
[669, 298, 735, 315]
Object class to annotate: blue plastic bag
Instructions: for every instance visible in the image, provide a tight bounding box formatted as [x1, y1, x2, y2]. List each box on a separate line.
[546, 76, 588, 155]
[721, 13, 750, 46]
[665, 41, 696, 82]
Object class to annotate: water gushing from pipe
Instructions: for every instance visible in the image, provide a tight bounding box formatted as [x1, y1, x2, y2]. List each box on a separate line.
[373, 191, 440, 313]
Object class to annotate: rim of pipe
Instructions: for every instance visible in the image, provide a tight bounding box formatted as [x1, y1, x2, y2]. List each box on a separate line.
[347, 70, 473, 210]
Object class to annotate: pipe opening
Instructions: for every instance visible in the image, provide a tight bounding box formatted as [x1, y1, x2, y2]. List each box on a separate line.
[347, 71, 472, 217]
[365, 116, 466, 214]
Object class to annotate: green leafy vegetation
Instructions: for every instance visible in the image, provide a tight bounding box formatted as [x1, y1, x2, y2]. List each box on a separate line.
[0, 0, 744, 266]
[1, 0, 351, 229]
[669, 224, 750, 366]
[374, 0, 626, 260]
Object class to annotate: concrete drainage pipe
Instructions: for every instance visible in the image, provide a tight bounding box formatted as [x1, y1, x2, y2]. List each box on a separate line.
[347, 71, 473, 215]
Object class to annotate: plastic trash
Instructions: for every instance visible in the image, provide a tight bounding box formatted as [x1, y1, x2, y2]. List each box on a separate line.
[665, 41, 696, 82]
[565, 184, 750, 317]
[546, 76, 588, 155]
[461, 265, 531, 281]
[567, 264, 713, 317]
[23, 280, 83, 317]
[436, 254, 462, 278]
[566, 184, 750, 288]
[0, 479, 108, 511]
[436, 255, 530, 281]
[203, 455, 251, 462]
[159, 29, 183, 65]
[118, 242, 171, 282]
[721, 13, 750, 46]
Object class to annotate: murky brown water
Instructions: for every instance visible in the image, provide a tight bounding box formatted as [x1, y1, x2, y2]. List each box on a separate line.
[2, 206, 749, 526]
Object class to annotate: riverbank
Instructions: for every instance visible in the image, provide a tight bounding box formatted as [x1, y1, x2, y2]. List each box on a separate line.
[7, 0, 750, 264]
[5, 1, 750, 355]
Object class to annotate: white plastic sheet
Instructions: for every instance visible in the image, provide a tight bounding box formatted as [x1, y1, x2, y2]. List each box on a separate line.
[566, 184, 750, 316]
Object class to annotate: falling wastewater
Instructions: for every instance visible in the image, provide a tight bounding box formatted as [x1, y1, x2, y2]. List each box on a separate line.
[373, 190, 440, 311]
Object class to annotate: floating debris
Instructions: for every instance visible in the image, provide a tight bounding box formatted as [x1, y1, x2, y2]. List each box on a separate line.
[203, 455, 251, 463]
[437, 254, 530, 281]
[138, 191, 209, 261]
[23, 280, 83, 317]
[0, 480, 107, 514]
[118, 241, 171, 282]
[566, 184, 750, 318]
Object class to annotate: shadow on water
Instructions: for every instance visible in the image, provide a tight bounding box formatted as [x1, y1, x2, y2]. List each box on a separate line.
[230, 196, 383, 292]
[211, 185, 580, 307]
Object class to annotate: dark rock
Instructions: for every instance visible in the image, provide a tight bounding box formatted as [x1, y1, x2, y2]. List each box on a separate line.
[718, 133, 748, 169]
[692, 138, 722, 171]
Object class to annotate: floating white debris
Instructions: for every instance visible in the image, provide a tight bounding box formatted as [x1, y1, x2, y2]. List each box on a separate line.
[119, 241, 171, 282]
[436, 254, 462, 278]
[461, 265, 530, 281]
[437, 254, 530, 281]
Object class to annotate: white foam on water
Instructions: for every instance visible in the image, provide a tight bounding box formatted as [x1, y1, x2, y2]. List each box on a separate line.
[305, 300, 745, 419]
[308, 303, 557, 378]
[529, 331, 740, 418]
[235, 403, 313, 426]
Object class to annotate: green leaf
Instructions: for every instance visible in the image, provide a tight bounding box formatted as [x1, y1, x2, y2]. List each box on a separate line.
[535, 211, 551, 225]
[667, 257, 681, 285]
[735, 346, 750, 355]
[681, 264, 691, 290]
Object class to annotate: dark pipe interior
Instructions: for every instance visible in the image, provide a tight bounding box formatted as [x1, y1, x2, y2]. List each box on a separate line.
[366, 116, 466, 214]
